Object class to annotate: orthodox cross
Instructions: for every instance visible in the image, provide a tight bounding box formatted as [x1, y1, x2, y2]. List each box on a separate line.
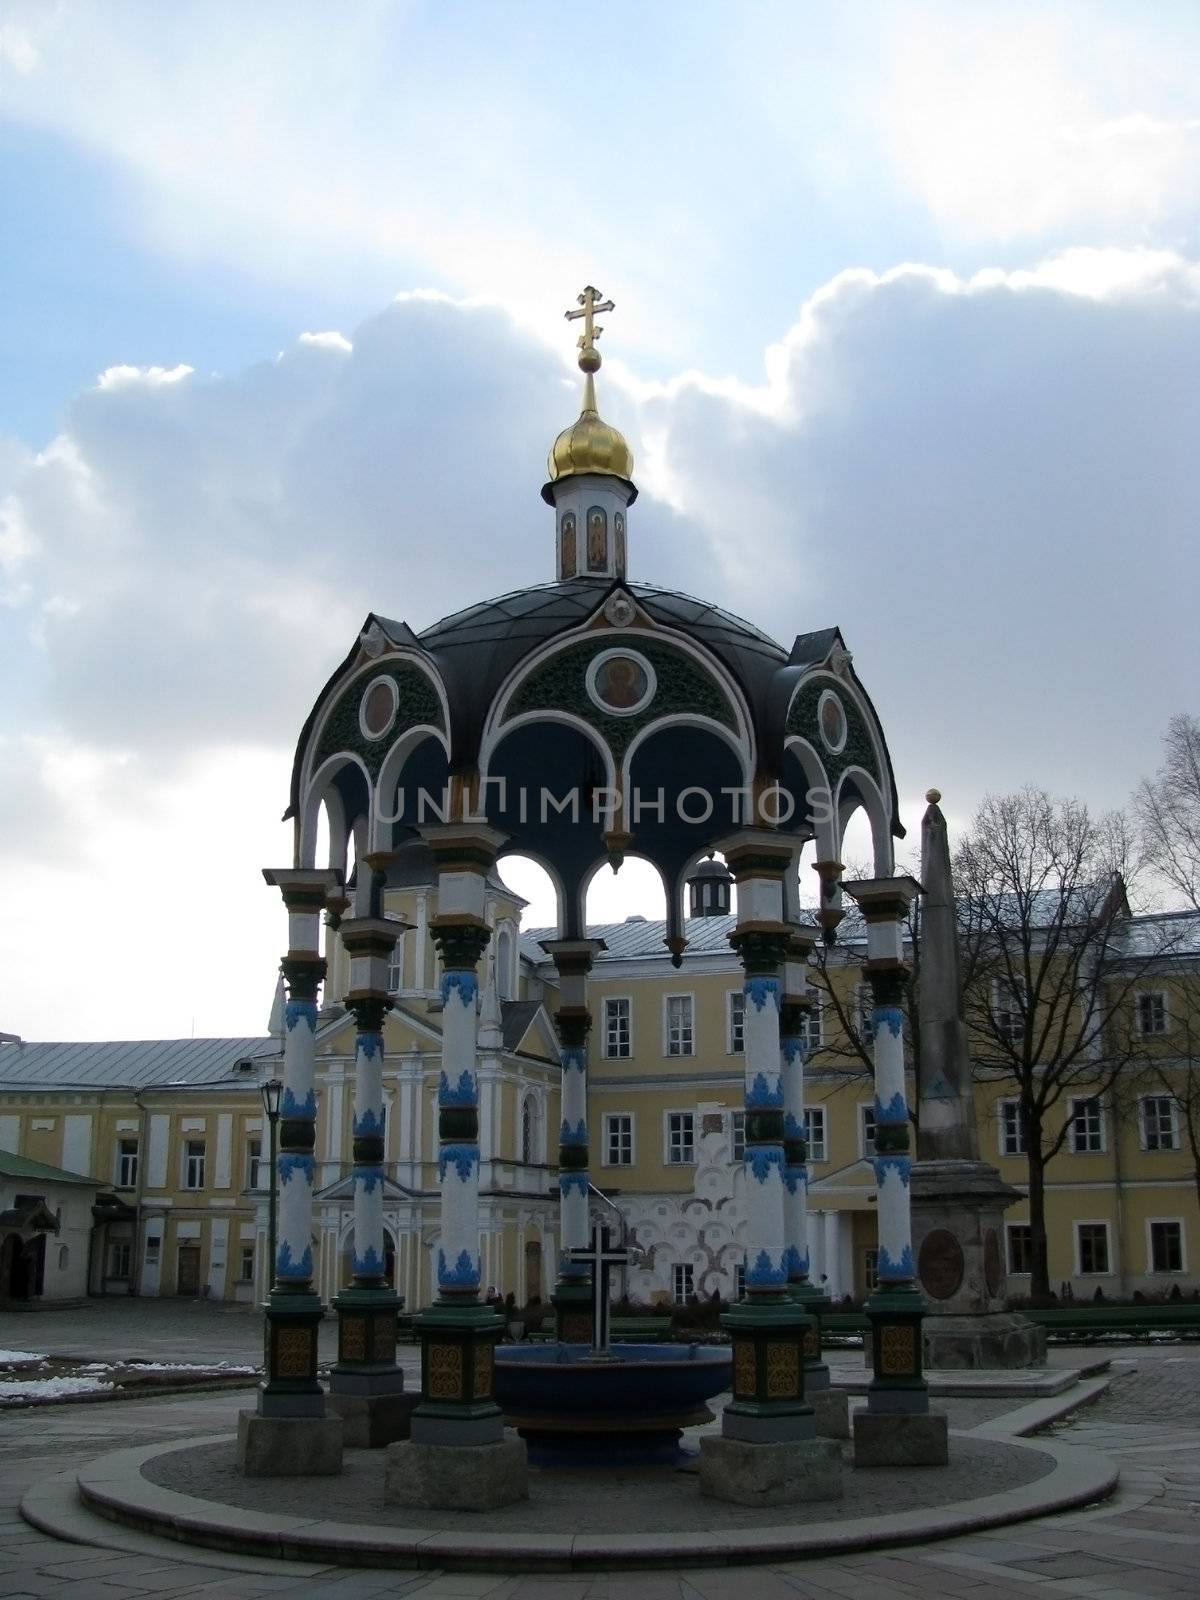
[565, 1220, 630, 1355]
[565, 285, 615, 362]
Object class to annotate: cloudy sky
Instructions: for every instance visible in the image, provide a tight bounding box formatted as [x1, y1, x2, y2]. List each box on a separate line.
[1, 0, 1197, 1042]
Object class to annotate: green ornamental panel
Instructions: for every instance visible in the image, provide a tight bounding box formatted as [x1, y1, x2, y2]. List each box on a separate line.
[504, 635, 737, 762]
[786, 674, 880, 790]
[311, 663, 445, 781]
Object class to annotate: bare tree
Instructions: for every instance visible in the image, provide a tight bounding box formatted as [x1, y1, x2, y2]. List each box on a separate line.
[1136, 713, 1200, 912]
[954, 787, 1177, 1301]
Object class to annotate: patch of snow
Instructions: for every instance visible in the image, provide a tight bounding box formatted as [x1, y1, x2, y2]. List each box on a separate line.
[120, 1360, 257, 1373]
[0, 1376, 114, 1400]
[0, 1349, 44, 1364]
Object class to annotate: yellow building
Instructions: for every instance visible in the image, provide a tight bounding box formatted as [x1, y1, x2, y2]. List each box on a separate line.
[2, 859, 1197, 1308]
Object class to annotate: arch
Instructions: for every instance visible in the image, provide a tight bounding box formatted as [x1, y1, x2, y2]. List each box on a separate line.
[480, 710, 617, 797]
[299, 752, 371, 869]
[494, 849, 566, 940]
[520, 1093, 537, 1166]
[372, 724, 452, 850]
[835, 765, 894, 876]
[782, 736, 837, 858]
[583, 851, 668, 929]
[619, 712, 753, 799]
[495, 924, 515, 1001]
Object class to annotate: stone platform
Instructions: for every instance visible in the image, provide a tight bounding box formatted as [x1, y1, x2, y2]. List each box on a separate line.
[59, 1396, 1117, 1572]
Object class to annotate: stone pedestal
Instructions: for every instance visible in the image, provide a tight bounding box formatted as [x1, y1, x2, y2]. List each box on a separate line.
[911, 1159, 1046, 1369]
[811, 1387, 851, 1439]
[384, 1436, 528, 1510]
[853, 1408, 949, 1467]
[699, 1435, 842, 1505]
[236, 1410, 343, 1477]
[326, 1387, 419, 1448]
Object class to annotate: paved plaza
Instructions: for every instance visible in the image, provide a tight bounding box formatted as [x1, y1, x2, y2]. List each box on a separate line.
[1, 1304, 1198, 1598]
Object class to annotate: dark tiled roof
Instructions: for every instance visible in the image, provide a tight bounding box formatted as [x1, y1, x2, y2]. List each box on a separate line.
[500, 1000, 542, 1051]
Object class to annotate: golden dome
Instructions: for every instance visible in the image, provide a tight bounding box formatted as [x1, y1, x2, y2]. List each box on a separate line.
[546, 373, 634, 490]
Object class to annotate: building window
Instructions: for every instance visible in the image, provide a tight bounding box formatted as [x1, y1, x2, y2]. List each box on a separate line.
[1149, 1220, 1184, 1274]
[999, 1099, 1026, 1157]
[184, 1139, 206, 1191]
[1076, 1222, 1110, 1276]
[730, 1110, 745, 1162]
[728, 991, 745, 1054]
[603, 997, 632, 1059]
[803, 1106, 827, 1163]
[239, 1244, 256, 1283]
[57, 1245, 69, 1271]
[856, 983, 875, 1047]
[994, 980, 1026, 1045]
[672, 1262, 694, 1304]
[521, 1097, 536, 1165]
[863, 1248, 879, 1291]
[246, 1138, 263, 1190]
[1136, 991, 1168, 1036]
[604, 1112, 633, 1167]
[803, 1000, 823, 1051]
[1141, 1096, 1179, 1152]
[859, 1104, 877, 1159]
[1069, 1097, 1105, 1154]
[387, 927, 405, 994]
[109, 1241, 132, 1280]
[116, 1137, 139, 1190]
[1007, 1223, 1033, 1275]
[665, 995, 694, 1057]
[666, 1111, 696, 1165]
[733, 1263, 745, 1301]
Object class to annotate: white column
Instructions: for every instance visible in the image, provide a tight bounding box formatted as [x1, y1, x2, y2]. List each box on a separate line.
[436, 962, 484, 1294]
[742, 971, 787, 1291]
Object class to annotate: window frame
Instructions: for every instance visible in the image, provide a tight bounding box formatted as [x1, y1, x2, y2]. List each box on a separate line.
[109, 1240, 132, 1280]
[1140, 1094, 1180, 1152]
[602, 995, 633, 1060]
[858, 1102, 877, 1160]
[730, 1109, 745, 1162]
[663, 993, 696, 1058]
[115, 1137, 139, 1191]
[1074, 1219, 1112, 1277]
[1135, 989, 1169, 1037]
[998, 1098, 1027, 1157]
[664, 1109, 697, 1166]
[671, 1261, 694, 1305]
[239, 1242, 256, 1283]
[183, 1138, 207, 1192]
[855, 982, 876, 1048]
[602, 1111, 634, 1168]
[1006, 1222, 1033, 1275]
[803, 996, 824, 1051]
[1147, 1217, 1186, 1275]
[727, 990, 745, 1055]
[246, 1137, 263, 1191]
[386, 925, 406, 995]
[803, 1105, 827, 1163]
[1068, 1096, 1106, 1155]
[993, 977, 1027, 1045]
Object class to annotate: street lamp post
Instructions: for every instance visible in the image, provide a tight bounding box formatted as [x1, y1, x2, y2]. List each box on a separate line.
[260, 1077, 283, 1298]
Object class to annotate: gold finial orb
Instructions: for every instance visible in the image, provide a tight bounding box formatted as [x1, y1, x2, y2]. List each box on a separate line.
[578, 344, 602, 374]
[926, 787, 942, 804]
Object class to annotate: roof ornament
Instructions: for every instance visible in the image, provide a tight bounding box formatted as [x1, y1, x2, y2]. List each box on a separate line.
[565, 284, 614, 398]
[544, 284, 635, 505]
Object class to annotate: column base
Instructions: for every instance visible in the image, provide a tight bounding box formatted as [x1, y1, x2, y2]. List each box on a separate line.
[699, 1435, 842, 1506]
[719, 1294, 815, 1444]
[411, 1297, 505, 1444]
[853, 1408, 949, 1467]
[259, 1289, 326, 1416]
[790, 1279, 832, 1390]
[551, 1277, 593, 1344]
[384, 1436, 529, 1509]
[326, 1389, 419, 1448]
[864, 1282, 929, 1411]
[236, 1410, 343, 1477]
[330, 1285, 405, 1382]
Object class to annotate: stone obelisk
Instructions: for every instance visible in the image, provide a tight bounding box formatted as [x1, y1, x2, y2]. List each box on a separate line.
[910, 790, 1045, 1368]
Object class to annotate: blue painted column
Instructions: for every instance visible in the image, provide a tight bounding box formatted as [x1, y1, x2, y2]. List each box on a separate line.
[843, 875, 928, 1415]
[259, 867, 341, 1419]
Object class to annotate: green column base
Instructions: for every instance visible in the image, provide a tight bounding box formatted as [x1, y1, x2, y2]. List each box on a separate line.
[410, 1299, 505, 1444]
[330, 1286, 405, 1390]
[552, 1278, 594, 1344]
[864, 1282, 929, 1412]
[719, 1294, 814, 1439]
[790, 1280, 832, 1383]
[260, 1288, 325, 1417]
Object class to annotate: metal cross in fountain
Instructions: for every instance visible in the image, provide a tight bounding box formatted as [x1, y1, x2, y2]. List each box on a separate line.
[565, 1221, 630, 1356]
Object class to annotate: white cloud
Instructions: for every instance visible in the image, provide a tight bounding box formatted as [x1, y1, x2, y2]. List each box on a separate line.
[1, 255, 1197, 1036]
[96, 363, 195, 390]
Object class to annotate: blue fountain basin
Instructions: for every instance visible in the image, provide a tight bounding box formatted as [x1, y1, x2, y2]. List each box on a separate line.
[494, 1342, 731, 1413]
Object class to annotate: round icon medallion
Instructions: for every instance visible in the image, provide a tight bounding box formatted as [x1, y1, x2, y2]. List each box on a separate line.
[918, 1228, 965, 1300]
[359, 675, 399, 740]
[586, 648, 656, 717]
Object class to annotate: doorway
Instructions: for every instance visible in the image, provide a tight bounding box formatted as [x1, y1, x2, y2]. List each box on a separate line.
[176, 1244, 201, 1295]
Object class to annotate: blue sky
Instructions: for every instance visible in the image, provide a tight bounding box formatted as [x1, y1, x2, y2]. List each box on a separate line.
[1, 1, 1198, 1038]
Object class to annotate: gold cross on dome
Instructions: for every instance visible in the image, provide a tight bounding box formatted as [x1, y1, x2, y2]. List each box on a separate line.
[565, 285, 614, 360]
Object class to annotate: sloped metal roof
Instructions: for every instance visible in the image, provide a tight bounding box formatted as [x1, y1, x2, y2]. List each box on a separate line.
[0, 1149, 100, 1187]
[0, 1037, 273, 1093]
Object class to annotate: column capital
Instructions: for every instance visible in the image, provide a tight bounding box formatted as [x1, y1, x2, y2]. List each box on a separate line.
[538, 937, 608, 976]
[263, 866, 344, 910]
[339, 914, 410, 953]
[711, 829, 796, 878]
[419, 822, 508, 872]
[429, 915, 492, 969]
[842, 875, 921, 921]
